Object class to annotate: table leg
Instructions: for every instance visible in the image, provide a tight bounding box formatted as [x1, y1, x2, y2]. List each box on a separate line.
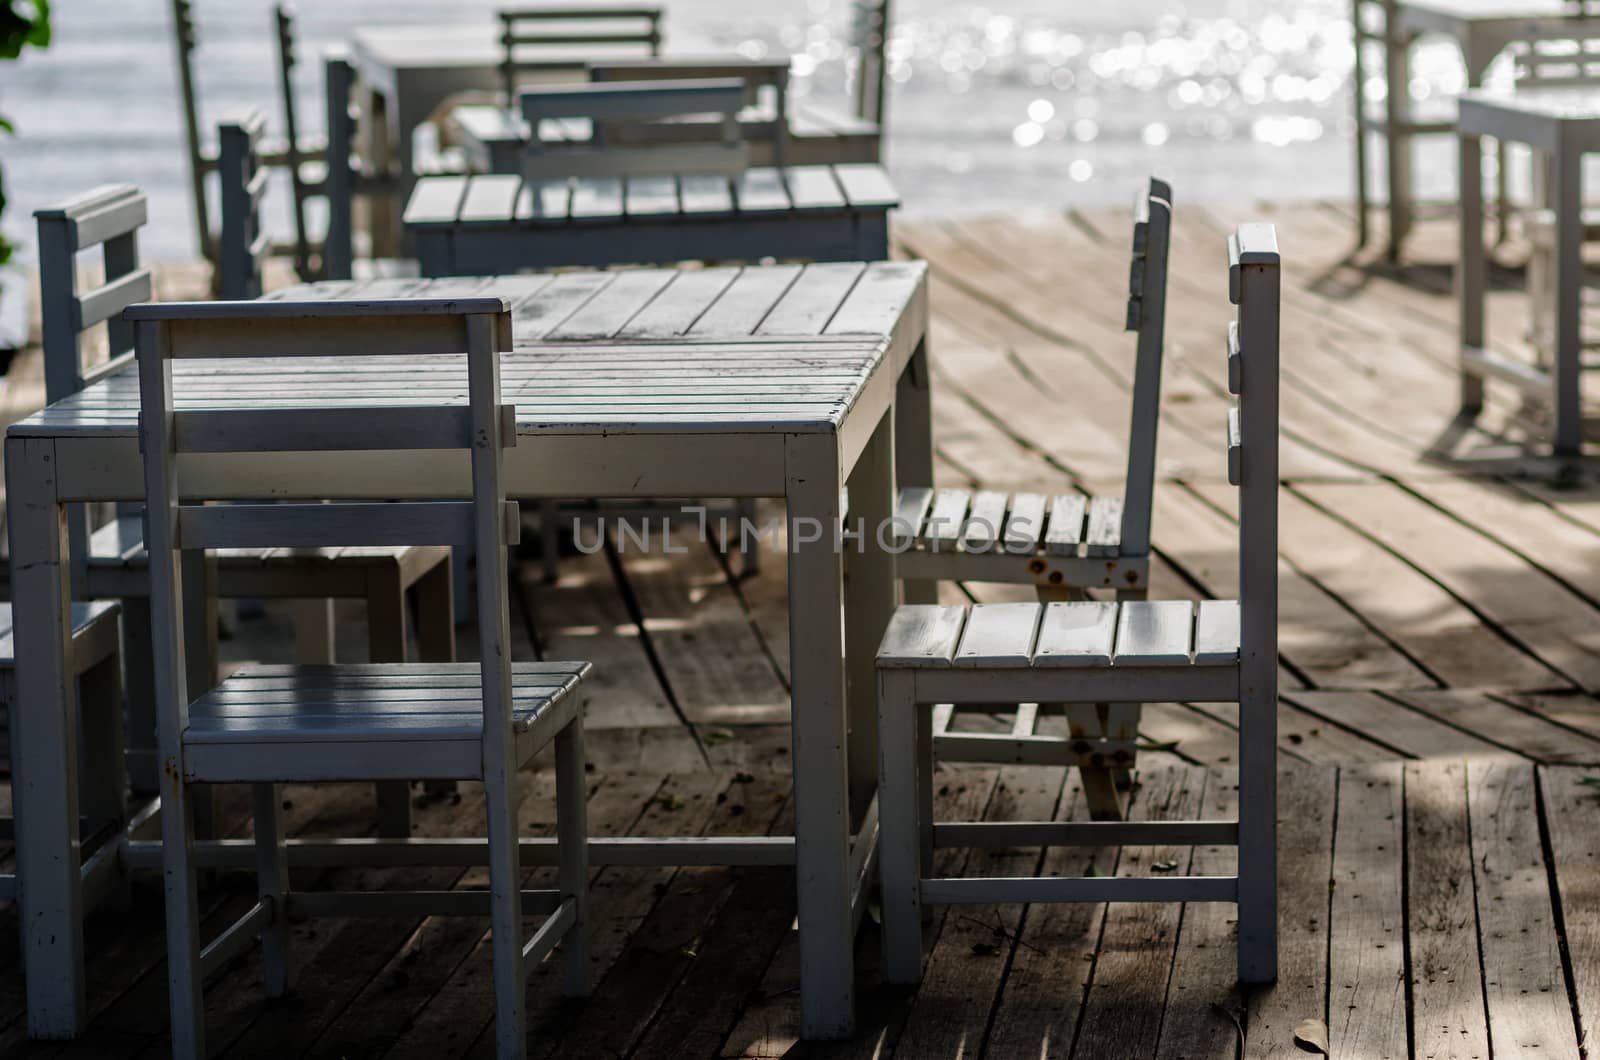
[363, 84, 398, 259]
[1553, 142, 1583, 457]
[6, 435, 85, 1037]
[843, 409, 896, 825]
[1458, 131, 1486, 419]
[1384, 27, 1414, 260]
[785, 432, 854, 1040]
[895, 339, 937, 606]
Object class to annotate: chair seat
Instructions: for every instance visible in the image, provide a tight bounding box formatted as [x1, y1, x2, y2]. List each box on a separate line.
[0, 600, 120, 669]
[894, 487, 1123, 558]
[877, 599, 1239, 670]
[181, 662, 591, 782]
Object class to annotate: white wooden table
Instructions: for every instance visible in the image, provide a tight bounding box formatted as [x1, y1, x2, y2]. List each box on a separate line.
[346, 22, 712, 252]
[1381, 0, 1584, 254]
[1457, 86, 1600, 454]
[5, 261, 929, 1040]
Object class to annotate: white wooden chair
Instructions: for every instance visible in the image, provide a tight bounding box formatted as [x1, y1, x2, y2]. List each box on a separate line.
[497, 4, 664, 104]
[894, 177, 1171, 819]
[875, 222, 1281, 988]
[517, 78, 751, 180]
[129, 297, 591, 1060]
[37, 186, 454, 836]
[0, 602, 126, 909]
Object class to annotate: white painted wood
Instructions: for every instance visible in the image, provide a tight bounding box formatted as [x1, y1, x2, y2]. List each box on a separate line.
[959, 489, 1008, 554]
[1194, 599, 1241, 666]
[1043, 493, 1088, 556]
[952, 602, 1041, 668]
[1001, 492, 1047, 554]
[876, 604, 965, 668]
[1112, 600, 1194, 665]
[1032, 600, 1118, 667]
[921, 488, 968, 549]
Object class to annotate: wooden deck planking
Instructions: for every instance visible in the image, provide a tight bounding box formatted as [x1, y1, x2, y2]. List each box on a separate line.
[6, 202, 1600, 1055]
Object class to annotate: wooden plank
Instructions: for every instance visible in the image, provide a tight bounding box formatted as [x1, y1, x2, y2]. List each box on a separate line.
[1154, 768, 1241, 1058]
[732, 168, 791, 214]
[1032, 600, 1117, 667]
[782, 166, 847, 212]
[401, 175, 469, 225]
[952, 602, 1040, 667]
[624, 175, 680, 219]
[921, 488, 970, 549]
[958, 489, 1008, 553]
[456, 175, 522, 223]
[754, 263, 864, 336]
[1043, 494, 1087, 556]
[1071, 766, 1206, 1057]
[1243, 764, 1337, 1059]
[1298, 481, 1600, 691]
[1001, 492, 1047, 554]
[1168, 486, 1438, 691]
[1112, 600, 1193, 666]
[1202, 484, 1560, 691]
[614, 528, 790, 725]
[1540, 765, 1600, 1051]
[544, 269, 676, 340]
[983, 770, 1113, 1057]
[1467, 759, 1581, 1057]
[1327, 760, 1406, 1059]
[616, 267, 740, 338]
[1406, 759, 1493, 1060]
[1282, 691, 1509, 760]
[688, 265, 802, 336]
[892, 765, 1062, 1056]
[1386, 689, 1600, 763]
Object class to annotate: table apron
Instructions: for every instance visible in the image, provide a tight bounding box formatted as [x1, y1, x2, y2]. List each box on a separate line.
[51, 431, 795, 503]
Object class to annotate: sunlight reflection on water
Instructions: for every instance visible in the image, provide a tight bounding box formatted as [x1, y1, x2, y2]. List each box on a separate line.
[1, 0, 1482, 260]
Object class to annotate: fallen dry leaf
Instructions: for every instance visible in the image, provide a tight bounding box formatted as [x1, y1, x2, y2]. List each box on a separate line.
[1293, 1017, 1330, 1055]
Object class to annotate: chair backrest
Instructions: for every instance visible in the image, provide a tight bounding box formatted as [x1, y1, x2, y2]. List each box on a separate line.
[217, 111, 270, 301]
[850, 0, 892, 126]
[324, 52, 362, 281]
[1510, 20, 1600, 87]
[169, 0, 213, 262]
[498, 5, 664, 103]
[36, 184, 154, 593]
[588, 58, 791, 166]
[129, 298, 518, 757]
[1225, 223, 1280, 670]
[520, 78, 749, 179]
[1118, 177, 1173, 559]
[273, 3, 314, 279]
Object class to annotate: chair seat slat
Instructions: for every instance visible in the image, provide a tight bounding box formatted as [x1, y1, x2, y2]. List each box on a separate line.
[1112, 600, 1194, 666]
[877, 604, 966, 668]
[1083, 497, 1123, 557]
[953, 602, 1041, 668]
[922, 488, 970, 547]
[1001, 492, 1048, 554]
[1193, 600, 1241, 666]
[892, 486, 935, 546]
[960, 490, 1008, 552]
[1032, 601, 1118, 667]
[1043, 494, 1087, 556]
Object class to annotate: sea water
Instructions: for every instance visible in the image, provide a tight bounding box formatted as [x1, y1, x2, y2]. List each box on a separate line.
[0, 0, 1480, 262]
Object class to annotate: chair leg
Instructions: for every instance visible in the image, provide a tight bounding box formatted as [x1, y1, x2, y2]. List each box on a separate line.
[915, 704, 934, 879]
[413, 557, 457, 664]
[877, 671, 924, 985]
[291, 599, 336, 665]
[253, 782, 293, 997]
[367, 576, 414, 839]
[540, 500, 562, 584]
[160, 776, 206, 1060]
[555, 718, 591, 996]
[485, 769, 529, 1058]
[1067, 703, 1124, 821]
[1236, 686, 1278, 983]
[78, 651, 126, 831]
[120, 597, 161, 796]
[736, 498, 761, 576]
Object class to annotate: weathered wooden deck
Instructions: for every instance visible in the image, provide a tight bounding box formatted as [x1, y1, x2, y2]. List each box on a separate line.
[5, 203, 1600, 1056]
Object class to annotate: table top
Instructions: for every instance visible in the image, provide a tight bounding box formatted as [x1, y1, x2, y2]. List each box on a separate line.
[12, 263, 927, 444]
[1462, 84, 1600, 119]
[1398, 0, 1575, 22]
